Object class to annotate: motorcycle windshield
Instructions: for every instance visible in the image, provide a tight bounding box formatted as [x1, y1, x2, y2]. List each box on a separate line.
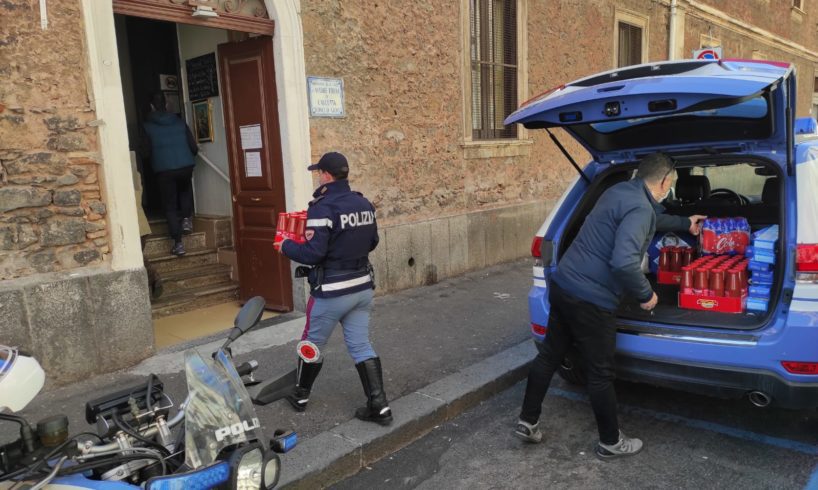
[183, 349, 266, 469]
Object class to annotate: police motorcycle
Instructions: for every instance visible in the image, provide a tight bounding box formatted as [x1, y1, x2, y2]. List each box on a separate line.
[0, 296, 296, 489]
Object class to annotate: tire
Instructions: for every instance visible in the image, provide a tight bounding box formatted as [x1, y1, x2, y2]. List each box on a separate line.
[557, 348, 587, 386]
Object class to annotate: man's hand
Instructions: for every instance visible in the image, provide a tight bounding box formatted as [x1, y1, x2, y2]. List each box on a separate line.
[688, 215, 707, 236]
[640, 292, 658, 311]
[273, 238, 288, 253]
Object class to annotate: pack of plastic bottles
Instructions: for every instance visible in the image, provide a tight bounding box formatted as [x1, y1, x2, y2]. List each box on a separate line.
[699, 217, 751, 255]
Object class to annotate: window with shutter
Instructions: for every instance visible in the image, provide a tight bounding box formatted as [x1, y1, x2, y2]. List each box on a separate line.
[470, 0, 517, 140]
[617, 22, 643, 68]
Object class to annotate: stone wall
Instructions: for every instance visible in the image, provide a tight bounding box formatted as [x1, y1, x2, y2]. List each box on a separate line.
[301, 1, 569, 225]
[0, 0, 108, 280]
[302, 0, 818, 234]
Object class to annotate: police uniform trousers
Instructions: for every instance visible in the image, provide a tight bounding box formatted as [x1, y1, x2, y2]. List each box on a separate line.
[301, 288, 376, 364]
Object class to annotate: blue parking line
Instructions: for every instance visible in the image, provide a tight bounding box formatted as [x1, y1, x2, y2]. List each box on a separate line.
[547, 387, 818, 457]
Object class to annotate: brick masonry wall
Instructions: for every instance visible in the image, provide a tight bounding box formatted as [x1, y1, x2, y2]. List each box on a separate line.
[303, 0, 818, 231]
[0, 1, 107, 280]
[301, 0, 582, 226]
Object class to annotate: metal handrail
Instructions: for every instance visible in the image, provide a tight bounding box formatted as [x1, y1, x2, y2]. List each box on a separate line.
[197, 151, 230, 183]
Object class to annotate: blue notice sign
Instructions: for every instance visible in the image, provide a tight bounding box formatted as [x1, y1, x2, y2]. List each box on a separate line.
[307, 77, 345, 118]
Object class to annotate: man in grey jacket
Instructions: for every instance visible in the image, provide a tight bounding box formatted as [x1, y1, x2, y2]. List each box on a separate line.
[513, 152, 678, 459]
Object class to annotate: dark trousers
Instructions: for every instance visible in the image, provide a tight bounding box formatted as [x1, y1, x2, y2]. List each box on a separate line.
[156, 166, 194, 242]
[519, 282, 620, 445]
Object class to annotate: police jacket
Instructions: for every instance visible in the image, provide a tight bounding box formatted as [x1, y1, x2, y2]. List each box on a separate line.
[551, 177, 656, 311]
[282, 180, 378, 298]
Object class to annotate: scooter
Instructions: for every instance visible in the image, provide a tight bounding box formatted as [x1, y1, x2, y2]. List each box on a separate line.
[0, 296, 296, 489]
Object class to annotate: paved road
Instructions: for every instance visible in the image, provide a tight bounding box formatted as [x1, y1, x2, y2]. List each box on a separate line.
[336, 376, 818, 489]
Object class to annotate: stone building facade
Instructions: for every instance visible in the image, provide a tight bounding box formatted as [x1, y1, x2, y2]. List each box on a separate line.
[2, 0, 817, 384]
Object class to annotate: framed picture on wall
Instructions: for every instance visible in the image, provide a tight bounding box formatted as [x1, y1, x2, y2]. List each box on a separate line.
[192, 99, 213, 143]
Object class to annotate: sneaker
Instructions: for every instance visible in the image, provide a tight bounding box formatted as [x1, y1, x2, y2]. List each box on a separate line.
[181, 217, 193, 235]
[595, 431, 643, 460]
[170, 241, 186, 256]
[514, 420, 542, 444]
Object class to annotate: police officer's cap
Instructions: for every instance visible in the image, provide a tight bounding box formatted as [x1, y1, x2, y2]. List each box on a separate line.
[308, 152, 349, 174]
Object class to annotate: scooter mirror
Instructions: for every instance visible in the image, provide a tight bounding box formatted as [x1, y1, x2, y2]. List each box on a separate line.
[226, 296, 266, 346]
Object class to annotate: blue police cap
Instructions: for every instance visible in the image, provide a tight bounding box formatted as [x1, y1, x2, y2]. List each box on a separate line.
[308, 152, 349, 173]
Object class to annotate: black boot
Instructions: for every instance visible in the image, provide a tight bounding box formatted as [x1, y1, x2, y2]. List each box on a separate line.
[285, 359, 323, 412]
[354, 357, 393, 426]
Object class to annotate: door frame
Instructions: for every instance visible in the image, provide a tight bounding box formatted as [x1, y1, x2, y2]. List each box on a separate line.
[80, 0, 313, 309]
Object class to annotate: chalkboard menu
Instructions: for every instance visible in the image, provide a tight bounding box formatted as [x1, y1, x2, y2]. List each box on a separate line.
[185, 53, 219, 101]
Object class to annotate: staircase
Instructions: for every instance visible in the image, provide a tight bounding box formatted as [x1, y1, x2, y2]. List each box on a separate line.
[144, 217, 239, 318]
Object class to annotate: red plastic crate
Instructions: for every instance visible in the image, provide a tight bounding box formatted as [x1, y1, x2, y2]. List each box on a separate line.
[678, 291, 747, 313]
[657, 270, 682, 285]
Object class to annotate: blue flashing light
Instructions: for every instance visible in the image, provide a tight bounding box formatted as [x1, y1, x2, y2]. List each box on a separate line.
[146, 461, 231, 490]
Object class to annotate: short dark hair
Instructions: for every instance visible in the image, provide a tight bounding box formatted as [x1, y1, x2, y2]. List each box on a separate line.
[636, 153, 674, 184]
[151, 92, 167, 111]
[327, 167, 349, 180]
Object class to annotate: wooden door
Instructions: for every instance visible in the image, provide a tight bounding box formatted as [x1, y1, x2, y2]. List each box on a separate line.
[218, 37, 292, 311]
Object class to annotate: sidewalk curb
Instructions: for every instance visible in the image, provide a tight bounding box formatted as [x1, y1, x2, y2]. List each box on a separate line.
[277, 340, 537, 488]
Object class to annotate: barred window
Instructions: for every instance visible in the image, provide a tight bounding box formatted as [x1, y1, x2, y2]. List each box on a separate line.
[470, 0, 517, 140]
[617, 22, 643, 68]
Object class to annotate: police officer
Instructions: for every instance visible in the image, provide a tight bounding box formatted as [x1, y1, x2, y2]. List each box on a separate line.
[274, 152, 392, 426]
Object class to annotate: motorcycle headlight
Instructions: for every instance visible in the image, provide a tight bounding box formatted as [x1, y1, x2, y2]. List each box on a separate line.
[234, 447, 263, 490]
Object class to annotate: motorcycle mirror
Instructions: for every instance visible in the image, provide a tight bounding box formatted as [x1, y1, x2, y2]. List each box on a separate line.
[224, 296, 266, 347]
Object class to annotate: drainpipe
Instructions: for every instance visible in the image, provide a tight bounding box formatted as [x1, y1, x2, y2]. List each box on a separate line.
[668, 0, 678, 60]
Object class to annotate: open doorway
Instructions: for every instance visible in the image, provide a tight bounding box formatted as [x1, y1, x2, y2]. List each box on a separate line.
[113, 13, 290, 348]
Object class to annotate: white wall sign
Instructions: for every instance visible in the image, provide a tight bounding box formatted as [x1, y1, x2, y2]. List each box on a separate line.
[307, 77, 345, 118]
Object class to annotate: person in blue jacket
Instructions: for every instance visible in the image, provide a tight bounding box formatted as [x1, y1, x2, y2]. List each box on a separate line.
[141, 92, 198, 256]
[274, 152, 392, 426]
[514, 153, 679, 459]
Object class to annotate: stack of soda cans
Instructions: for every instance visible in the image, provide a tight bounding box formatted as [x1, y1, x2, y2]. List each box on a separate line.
[275, 211, 308, 246]
[745, 225, 778, 313]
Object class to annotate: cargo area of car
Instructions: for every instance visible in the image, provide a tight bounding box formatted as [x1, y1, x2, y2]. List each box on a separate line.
[557, 155, 785, 331]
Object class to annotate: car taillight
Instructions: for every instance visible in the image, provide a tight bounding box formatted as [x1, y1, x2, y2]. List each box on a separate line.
[531, 323, 548, 336]
[531, 236, 543, 258]
[796, 244, 818, 272]
[796, 244, 818, 283]
[782, 361, 818, 375]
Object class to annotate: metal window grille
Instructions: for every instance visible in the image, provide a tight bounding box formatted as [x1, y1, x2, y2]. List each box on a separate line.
[617, 22, 642, 68]
[470, 0, 517, 140]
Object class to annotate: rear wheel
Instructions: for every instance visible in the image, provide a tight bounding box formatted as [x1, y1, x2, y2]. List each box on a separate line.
[557, 348, 587, 385]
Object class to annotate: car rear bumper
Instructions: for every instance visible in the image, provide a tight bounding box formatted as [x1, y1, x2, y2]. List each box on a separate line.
[616, 354, 818, 409]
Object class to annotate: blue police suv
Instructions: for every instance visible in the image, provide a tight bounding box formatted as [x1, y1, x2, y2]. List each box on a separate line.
[505, 59, 818, 409]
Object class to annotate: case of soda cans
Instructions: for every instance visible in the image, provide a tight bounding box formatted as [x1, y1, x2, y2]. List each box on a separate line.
[699, 217, 751, 255]
[275, 211, 308, 246]
[677, 255, 749, 313]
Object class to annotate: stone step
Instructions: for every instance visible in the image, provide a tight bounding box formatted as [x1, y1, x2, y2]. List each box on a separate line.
[158, 263, 233, 296]
[143, 232, 207, 259]
[147, 249, 219, 275]
[151, 281, 240, 319]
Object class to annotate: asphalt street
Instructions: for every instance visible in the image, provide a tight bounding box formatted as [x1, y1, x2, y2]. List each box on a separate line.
[336, 376, 818, 489]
